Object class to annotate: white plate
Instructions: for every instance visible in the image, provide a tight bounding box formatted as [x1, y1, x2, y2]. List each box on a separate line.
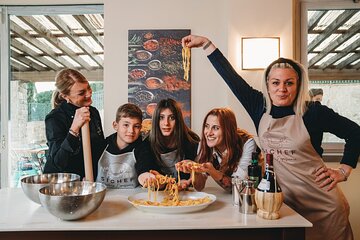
[128, 191, 216, 214]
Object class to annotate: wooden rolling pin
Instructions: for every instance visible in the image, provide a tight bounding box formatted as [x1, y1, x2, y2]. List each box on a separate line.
[81, 122, 93, 181]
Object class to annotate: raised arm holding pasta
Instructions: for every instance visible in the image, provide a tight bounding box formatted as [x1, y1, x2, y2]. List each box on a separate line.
[182, 34, 359, 240]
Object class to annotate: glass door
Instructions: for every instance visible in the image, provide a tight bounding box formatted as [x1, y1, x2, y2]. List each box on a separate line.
[0, 5, 104, 188]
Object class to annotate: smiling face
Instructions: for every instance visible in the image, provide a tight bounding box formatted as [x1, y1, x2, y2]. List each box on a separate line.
[113, 117, 142, 150]
[63, 81, 92, 107]
[267, 68, 299, 107]
[203, 114, 224, 151]
[159, 108, 176, 137]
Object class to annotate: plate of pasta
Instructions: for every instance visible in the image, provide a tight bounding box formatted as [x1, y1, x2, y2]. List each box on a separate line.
[128, 191, 216, 214]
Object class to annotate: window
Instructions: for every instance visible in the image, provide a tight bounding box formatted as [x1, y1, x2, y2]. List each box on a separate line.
[0, 5, 104, 188]
[300, 1, 360, 158]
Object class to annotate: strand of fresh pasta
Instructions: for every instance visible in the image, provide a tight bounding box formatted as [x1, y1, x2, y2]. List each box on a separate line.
[182, 47, 190, 81]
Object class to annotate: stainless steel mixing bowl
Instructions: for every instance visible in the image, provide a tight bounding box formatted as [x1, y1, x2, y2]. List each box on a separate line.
[39, 181, 107, 220]
[21, 173, 80, 204]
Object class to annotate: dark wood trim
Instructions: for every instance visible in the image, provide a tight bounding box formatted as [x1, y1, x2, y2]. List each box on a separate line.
[0, 228, 306, 240]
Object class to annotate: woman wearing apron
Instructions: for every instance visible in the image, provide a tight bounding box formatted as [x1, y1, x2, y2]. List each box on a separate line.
[136, 98, 200, 190]
[96, 103, 143, 188]
[182, 35, 360, 240]
[177, 107, 257, 192]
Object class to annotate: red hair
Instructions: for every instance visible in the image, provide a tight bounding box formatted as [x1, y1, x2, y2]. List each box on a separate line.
[198, 108, 251, 175]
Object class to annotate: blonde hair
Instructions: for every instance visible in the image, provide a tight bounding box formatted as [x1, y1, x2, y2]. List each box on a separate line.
[262, 58, 310, 116]
[51, 68, 88, 108]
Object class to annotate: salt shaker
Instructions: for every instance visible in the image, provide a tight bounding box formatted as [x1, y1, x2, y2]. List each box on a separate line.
[231, 177, 242, 206]
[239, 179, 257, 214]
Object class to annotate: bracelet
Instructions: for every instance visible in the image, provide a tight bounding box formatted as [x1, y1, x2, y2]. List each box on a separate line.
[69, 129, 80, 138]
[203, 41, 212, 50]
[338, 167, 348, 181]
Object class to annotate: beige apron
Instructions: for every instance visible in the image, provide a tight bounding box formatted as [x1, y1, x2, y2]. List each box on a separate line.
[96, 149, 138, 189]
[160, 150, 180, 178]
[258, 113, 353, 240]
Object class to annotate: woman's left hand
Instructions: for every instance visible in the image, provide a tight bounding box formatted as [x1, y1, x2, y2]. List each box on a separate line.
[315, 166, 346, 191]
[175, 160, 193, 173]
[178, 179, 192, 191]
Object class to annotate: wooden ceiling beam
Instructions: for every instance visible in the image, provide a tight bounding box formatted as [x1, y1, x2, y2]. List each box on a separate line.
[46, 15, 103, 68]
[11, 40, 59, 71]
[336, 53, 360, 69]
[73, 15, 104, 48]
[18, 16, 94, 71]
[11, 50, 47, 71]
[12, 69, 103, 82]
[308, 22, 360, 67]
[308, 10, 327, 31]
[10, 59, 29, 72]
[309, 69, 359, 80]
[308, 10, 357, 52]
[318, 37, 360, 69]
[10, 21, 74, 69]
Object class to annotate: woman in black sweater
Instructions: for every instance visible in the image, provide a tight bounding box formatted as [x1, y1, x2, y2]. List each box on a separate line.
[43, 69, 105, 180]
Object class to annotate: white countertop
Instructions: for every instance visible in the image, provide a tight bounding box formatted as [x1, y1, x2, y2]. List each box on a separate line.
[0, 185, 312, 232]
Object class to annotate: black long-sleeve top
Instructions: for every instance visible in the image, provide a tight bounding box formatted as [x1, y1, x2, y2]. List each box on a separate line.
[105, 132, 142, 155]
[208, 48, 360, 168]
[43, 101, 106, 179]
[135, 137, 199, 180]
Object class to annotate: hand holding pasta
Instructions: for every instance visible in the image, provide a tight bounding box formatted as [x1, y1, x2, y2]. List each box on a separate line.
[132, 170, 211, 207]
[176, 160, 203, 173]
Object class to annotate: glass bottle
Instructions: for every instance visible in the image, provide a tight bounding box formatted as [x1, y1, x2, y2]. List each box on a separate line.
[257, 153, 281, 193]
[255, 153, 283, 220]
[248, 152, 262, 188]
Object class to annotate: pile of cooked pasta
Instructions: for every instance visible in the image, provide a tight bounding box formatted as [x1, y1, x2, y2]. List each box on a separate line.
[182, 46, 190, 81]
[132, 168, 211, 207]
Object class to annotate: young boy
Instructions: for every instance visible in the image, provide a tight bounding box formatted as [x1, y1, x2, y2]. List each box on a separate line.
[96, 103, 143, 188]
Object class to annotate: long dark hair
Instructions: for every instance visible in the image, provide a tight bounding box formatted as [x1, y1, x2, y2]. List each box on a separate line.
[149, 98, 199, 165]
[197, 108, 251, 176]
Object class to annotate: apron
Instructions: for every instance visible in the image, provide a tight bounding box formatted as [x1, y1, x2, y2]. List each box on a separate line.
[160, 150, 180, 178]
[258, 113, 353, 240]
[96, 149, 138, 189]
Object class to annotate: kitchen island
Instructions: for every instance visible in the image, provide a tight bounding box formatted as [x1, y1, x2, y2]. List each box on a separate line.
[0, 184, 312, 240]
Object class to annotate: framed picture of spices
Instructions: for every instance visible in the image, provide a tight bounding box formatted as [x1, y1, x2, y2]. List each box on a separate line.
[128, 29, 191, 135]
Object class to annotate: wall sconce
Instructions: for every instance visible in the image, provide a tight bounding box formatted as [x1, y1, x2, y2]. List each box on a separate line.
[241, 37, 280, 70]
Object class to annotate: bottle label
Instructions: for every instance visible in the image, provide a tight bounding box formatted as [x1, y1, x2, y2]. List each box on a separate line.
[257, 179, 270, 191]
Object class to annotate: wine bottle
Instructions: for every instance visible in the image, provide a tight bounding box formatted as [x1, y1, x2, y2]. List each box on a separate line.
[257, 153, 281, 193]
[248, 152, 262, 188]
[254, 153, 283, 220]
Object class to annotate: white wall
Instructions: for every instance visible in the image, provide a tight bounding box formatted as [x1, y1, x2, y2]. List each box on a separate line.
[104, 0, 230, 136]
[103, 0, 293, 137]
[225, 0, 293, 142]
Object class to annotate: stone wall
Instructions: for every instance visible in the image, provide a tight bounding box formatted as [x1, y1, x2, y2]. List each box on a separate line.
[10, 81, 47, 146]
[10, 81, 28, 147]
